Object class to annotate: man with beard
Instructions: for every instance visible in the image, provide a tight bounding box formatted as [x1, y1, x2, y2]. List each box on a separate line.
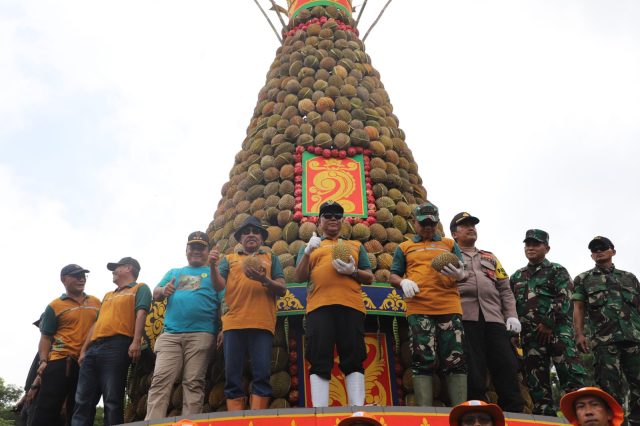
[295, 200, 373, 407]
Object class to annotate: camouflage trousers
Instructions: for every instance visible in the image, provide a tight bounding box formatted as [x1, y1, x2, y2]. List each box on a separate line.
[407, 313, 466, 376]
[521, 326, 586, 416]
[594, 342, 640, 426]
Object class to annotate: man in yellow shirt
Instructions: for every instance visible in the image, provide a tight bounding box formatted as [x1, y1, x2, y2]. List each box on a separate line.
[71, 257, 151, 426]
[295, 200, 374, 407]
[29, 264, 101, 426]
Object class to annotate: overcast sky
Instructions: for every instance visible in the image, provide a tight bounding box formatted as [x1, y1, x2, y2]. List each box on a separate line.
[1, 1, 639, 388]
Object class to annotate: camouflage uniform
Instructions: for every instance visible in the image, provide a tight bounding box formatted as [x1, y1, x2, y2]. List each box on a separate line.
[573, 265, 640, 426]
[408, 314, 466, 376]
[511, 258, 586, 415]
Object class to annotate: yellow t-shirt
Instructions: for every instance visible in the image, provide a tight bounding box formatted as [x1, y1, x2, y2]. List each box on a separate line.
[307, 238, 367, 314]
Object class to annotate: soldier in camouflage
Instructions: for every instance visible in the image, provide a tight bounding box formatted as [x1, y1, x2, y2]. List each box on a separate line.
[511, 229, 586, 416]
[573, 236, 640, 426]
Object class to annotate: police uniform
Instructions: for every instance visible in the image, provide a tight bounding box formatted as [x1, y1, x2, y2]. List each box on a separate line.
[511, 229, 585, 416]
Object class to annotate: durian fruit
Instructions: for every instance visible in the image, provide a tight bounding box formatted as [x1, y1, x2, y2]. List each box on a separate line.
[270, 346, 289, 373]
[375, 269, 391, 283]
[269, 398, 290, 409]
[332, 239, 352, 263]
[208, 382, 226, 409]
[271, 240, 289, 256]
[299, 222, 317, 242]
[270, 371, 291, 398]
[243, 255, 265, 275]
[364, 239, 383, 254]
[431, 252, 461, 272]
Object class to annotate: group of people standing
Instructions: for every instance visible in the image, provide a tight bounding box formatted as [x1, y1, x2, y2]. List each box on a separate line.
[22, 198, 640, 426]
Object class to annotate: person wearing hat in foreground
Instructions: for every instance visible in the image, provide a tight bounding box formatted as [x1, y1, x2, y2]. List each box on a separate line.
[450, 212, 523, 412]
[71, 257, 151, 426]
[449, 400, 505, 426]
[560, 387, 624, 426]
[145, 232, 223, 420]
[29, 264, 101, 426]
[295, 200, 373, 407]
[210, 216, 286, 410]
[573, 236, 640, 425]
[337, 411, 383, 426]
[510, 229, 585, 415]
[390, 202, 468, 407]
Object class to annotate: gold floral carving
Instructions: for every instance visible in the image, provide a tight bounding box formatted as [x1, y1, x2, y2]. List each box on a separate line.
[276, 290, 304, 311]
[379, 289, 406, 312]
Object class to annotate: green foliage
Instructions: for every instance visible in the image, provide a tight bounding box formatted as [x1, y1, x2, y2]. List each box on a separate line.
[93, 406, 104, 426]
[0, 379, 22, 409]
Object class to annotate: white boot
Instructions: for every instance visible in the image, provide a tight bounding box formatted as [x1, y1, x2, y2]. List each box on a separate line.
[345, 372, 365, 406]
[310, 374, 330, 407]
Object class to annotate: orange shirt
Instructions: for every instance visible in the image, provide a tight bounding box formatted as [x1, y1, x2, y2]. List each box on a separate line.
[92, 282, 151, 341]
[392, 237, 462, 316]
[40, 294, 101, 361]
[221, 251, 281, 333]
[307, 238, 367, 314]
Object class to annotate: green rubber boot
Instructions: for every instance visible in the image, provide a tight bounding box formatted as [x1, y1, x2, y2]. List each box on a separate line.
[446, 374, 468, 406]
[412, 375, 434, 406]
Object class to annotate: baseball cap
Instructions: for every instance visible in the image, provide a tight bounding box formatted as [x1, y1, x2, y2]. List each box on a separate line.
[187, 231, 209, 247]
[450, 212, 479, 233]
[106, 257, 141, 272]
[560, 387, 624, 426]
[60, 264, 90, 278]
[413, 202, 439, 222]
[449, 400, 505, 426]
[338, 411, 382, 426]
[524, 229, 549, 244]
[319, 200, 344, 216]
[588, 236, 614, 251]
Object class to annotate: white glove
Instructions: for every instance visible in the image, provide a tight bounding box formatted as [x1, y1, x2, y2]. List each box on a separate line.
[441, 263, 466, 281]
[400, 279, 420, 299]
[506, 317, 522, 333]
[305, 232, 321, 254]
[332, 256, 356, 275]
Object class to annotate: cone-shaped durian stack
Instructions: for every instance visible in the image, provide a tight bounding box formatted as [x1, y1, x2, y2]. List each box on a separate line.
[206, 1, 428, 284]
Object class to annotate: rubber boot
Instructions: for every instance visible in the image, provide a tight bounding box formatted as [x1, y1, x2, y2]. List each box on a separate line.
[309, 374, 330, 407]
[412, 375, 434, 406]
[250, 394, 270, 410]
[446, 374, 467, 406]
[226, 396, 247, 411]
[345, 372, 365, 406]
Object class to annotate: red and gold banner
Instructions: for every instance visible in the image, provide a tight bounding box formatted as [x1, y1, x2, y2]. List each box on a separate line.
[287, 0, 352, 18]
[301, 152, 367, 218]
[301, 333, 394, 407]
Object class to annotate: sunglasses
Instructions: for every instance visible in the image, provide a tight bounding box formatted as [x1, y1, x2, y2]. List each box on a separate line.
[590, 247, 610, 253]
[460, 414, 493, 425]
[241, 226, 263, 236]
[419, 219, 438, 227]
[321, 213, 343, 220]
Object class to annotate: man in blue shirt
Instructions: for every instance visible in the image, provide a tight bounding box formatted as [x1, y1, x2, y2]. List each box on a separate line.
[145, 231, 222, 420]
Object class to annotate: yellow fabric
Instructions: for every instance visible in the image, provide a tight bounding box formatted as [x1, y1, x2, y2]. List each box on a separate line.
[398, 237, 462, 315]
[307, 238, 365, 314]
[222, 252, 278, 333]
[48, 296, 101, 361]
[92, 283, 145, 341]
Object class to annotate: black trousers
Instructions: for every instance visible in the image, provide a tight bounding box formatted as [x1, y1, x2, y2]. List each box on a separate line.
[305, 304, 366, 380]
[463, 313, 524, 413]
[29, 357, 79, 426]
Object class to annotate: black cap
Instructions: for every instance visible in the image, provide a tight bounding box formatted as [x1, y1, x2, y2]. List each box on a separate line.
[319, 200, 344, 216]
[233, 216, 269, 242]
[60, 264, 90, 278]
[187, 231, 209, 247]
[450, 212, 480, 233]
[107, 257, 141, 272]
[524, 229, 549, 244]
[588, 236, 614, 251]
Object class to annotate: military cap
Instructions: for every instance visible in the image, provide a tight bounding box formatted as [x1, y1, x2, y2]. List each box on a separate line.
[588, 236, 614, 251]
[413, 202, 440, 222]
[524, 229, 549, 244]
[319, 200, 344, 216]
[187, 231, 209, 247]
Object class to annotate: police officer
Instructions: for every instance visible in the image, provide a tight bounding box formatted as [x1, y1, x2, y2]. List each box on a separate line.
[450, 212, 523, 413]
[511, 229, 585, 416]
[573, 236, 640, 426]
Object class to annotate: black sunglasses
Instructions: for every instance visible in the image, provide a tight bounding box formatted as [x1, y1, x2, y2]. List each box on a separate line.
[419, 219, 438, 227]
[321, 213, 343, 220]
[241, 226, 263, 236]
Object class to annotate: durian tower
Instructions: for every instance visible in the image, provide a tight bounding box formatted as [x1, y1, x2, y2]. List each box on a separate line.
[206, 0, 428, 284]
